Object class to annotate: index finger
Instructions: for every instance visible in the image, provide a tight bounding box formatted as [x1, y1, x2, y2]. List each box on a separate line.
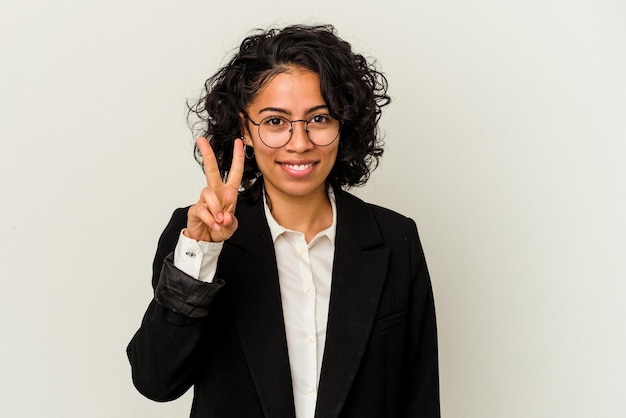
[196, 136, 222, 188]
[225, 138, 244, 189]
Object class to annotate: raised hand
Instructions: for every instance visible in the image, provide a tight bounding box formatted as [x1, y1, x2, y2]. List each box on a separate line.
[185, 137, 245, 242]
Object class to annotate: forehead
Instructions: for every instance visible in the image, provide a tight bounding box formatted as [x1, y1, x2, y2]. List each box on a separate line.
[247, 68, 326, 114]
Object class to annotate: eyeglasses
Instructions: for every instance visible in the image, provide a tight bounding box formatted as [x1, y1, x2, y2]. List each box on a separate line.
[246, 114, 340, 148]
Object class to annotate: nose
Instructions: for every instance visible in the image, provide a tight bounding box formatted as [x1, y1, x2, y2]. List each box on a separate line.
[285, 120, 314, 152]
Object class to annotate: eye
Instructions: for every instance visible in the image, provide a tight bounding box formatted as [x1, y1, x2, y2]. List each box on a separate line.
[309, 114, 331, 125]
[262, 116, 289, 130]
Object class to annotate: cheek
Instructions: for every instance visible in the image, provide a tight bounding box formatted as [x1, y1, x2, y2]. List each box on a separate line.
[251, 148, 275, 170]
[326, 147, 340, 165]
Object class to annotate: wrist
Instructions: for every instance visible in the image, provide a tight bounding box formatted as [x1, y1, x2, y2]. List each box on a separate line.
[182, 228, 213, 243]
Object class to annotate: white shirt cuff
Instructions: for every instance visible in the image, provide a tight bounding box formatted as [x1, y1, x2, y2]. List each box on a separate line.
[173, 229, 223, 282]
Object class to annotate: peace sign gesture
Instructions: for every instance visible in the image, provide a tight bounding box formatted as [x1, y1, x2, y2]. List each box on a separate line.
[185, 136, 245, 243]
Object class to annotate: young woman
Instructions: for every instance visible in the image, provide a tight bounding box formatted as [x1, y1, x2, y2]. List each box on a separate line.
[128, 24, 440, 418]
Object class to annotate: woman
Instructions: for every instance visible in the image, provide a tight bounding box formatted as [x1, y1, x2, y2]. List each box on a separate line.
[128, 24, 439, 418]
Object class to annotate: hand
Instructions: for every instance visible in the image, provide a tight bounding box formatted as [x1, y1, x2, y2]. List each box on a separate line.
[185, 137, 244, 242]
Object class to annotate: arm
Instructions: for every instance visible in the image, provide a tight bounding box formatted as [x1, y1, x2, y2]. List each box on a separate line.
[403, 219, 440, 417]
[127, 137, 244, 401]
[126, 208, 224, 401]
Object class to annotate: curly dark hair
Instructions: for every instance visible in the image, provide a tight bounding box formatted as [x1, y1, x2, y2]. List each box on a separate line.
[188, 24, 390, 201]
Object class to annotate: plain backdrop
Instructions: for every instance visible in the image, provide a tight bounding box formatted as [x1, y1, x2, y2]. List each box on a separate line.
[1, 0, 625, 417]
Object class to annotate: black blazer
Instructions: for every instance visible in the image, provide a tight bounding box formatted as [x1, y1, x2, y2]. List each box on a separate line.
[127, 189, 439, 417]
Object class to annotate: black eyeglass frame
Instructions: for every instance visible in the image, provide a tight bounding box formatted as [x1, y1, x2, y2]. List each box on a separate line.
[245, 114, 341, 149]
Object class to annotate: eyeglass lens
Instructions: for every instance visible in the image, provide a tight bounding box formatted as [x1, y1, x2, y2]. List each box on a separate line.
[257, 114, 339, 148]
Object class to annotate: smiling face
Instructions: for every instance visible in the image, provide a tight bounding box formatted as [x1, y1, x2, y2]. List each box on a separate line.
[242, 68, 339, 204]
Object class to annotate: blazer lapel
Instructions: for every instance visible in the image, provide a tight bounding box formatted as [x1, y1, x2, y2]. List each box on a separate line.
[315, 190, 390, 418]
[220, 197, 296, 418]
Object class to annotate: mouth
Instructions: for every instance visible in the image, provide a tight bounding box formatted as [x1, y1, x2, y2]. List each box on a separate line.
[282, 162, 316, 171]
[278, 161, 318, 177]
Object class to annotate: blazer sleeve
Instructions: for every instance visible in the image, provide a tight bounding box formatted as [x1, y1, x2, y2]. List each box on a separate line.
[126, 208, 224, 402]
[403, 218, 440, 417]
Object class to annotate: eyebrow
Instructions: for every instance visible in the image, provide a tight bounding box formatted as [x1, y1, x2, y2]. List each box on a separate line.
[257, 104, 329, 115]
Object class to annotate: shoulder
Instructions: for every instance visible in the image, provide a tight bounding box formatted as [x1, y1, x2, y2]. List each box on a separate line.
[335, 190, 427, 273]
[165, 207, 190, 234]
[334, 189, 422, 254]
[155, 207, 190, 253]
[336, 189, 415, 229]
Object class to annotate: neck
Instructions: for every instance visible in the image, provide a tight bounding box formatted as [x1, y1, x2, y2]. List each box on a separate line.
[265, 186, 333, 242]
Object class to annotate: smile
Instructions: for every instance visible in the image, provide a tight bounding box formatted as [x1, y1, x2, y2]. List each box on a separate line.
[278, 161, 318, 177]
[282, 163, 316, 171]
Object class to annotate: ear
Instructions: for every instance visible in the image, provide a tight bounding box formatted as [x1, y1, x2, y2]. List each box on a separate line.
[241, 135, 254, 147]
[239, 113, 254, 147]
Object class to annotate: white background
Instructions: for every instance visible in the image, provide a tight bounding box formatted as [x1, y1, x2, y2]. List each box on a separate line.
[1, 0, 625, 417]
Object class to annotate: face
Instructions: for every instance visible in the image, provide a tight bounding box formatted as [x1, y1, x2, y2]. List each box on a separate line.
[242, 68, 339, 203]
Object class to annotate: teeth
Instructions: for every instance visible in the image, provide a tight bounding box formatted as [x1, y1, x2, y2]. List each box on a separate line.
[284, 163, 313, 171]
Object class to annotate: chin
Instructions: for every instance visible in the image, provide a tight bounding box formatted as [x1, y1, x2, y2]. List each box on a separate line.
[268, 179, 328, 200]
